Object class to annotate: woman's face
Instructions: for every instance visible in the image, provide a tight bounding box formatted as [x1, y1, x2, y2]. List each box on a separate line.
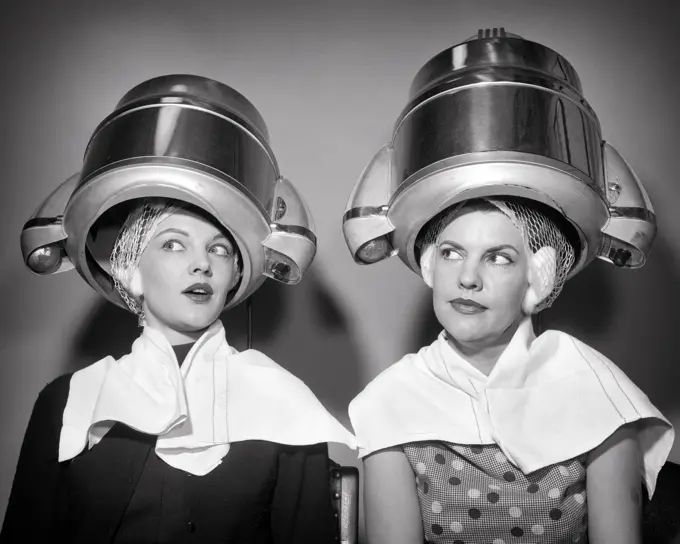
[431, 209, 529, 349]
[135, 208, 240, 343]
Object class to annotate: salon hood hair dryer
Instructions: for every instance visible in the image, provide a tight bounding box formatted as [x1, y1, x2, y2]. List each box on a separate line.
[343, 28, 656, 278]
[20, 75, 317, 315]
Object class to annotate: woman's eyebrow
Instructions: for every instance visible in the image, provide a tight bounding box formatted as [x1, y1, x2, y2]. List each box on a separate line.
[438, 241, 520, 254]
[154, 227, 189, 238]
[438, 240, 465, 250]
[486, 244, 520, 253]
[211, 232, 230, 242]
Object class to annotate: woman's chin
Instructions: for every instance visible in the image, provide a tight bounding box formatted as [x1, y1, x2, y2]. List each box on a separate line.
[440, 316, 499, 346]
[178, 315, 220, 333]
[447, 329, 489, 346]
[156, 311, 221, 336]
[444, 319, 521, 349]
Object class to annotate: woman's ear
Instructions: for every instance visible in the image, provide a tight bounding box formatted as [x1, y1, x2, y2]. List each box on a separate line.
[420, 245, 436, 288]
[522, 246, 557, 314]
[129, 267, 144, 298]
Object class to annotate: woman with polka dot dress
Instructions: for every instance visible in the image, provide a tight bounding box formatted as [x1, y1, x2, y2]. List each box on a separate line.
[341, 29, 674, 544]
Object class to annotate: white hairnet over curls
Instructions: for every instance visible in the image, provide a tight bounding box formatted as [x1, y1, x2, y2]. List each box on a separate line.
[109, 199, 180, 321]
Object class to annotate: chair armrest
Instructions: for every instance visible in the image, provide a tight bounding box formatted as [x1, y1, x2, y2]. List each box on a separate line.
[330, 463, 359, 544]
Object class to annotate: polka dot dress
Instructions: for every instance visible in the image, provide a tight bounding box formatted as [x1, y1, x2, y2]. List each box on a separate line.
[403, 442, 588, 543]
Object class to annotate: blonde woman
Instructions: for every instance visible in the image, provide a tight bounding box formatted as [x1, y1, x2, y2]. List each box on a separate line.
[342, 29, 674, 544]
[3, 75, 355, 543]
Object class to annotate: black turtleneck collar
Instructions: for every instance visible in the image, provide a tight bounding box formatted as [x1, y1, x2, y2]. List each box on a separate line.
[172, 342, 195, 367]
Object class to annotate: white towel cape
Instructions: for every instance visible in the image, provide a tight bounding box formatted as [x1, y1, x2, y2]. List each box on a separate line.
[60, 320, 357, 475]
[349, 318, 673, 496]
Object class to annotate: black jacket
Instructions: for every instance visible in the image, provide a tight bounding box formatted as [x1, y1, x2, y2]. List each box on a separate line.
[0, 374, 338, 543]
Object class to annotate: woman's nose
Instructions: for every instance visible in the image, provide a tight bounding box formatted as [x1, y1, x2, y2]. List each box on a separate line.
[458, 259, 482, 290]
[190, 252, 213, 277]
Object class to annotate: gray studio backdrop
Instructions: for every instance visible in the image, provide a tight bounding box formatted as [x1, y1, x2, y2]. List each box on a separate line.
[1, 0, 678, 540]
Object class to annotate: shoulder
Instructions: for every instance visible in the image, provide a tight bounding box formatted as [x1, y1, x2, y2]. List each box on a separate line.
[539, 329, 611, 361]
[534, 329, 663, 412]
[534, 329, 623, 377]
[229, 349, 307, 388]
[22, 372, 75, 438]
[32, 356, 117, 423]
[348, 348, 437, 455]
[226, 350, 356, 448]
[34, 373, 74, 411]
[350, 350, 425, 413]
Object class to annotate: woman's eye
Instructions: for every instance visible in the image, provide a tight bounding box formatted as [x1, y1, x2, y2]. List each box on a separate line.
[490, 253, 512, 265]
[209, 244, 232, 257]
[161, 239, 184, 251]
[440, 247, 463, 260]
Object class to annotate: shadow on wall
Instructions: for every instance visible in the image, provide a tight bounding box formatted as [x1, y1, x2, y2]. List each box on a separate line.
[66, 265, 364, 428]
[409, 234, 680, 461]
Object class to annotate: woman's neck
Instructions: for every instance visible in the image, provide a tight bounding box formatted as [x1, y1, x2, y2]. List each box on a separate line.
[446, 318, 523, 376]
[143, 315, 213, 346]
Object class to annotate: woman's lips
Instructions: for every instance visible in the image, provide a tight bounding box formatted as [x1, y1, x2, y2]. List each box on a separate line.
[183, 292, 212, 303]
[450, 297, 487, 315]
[182, 282, 213, 304]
